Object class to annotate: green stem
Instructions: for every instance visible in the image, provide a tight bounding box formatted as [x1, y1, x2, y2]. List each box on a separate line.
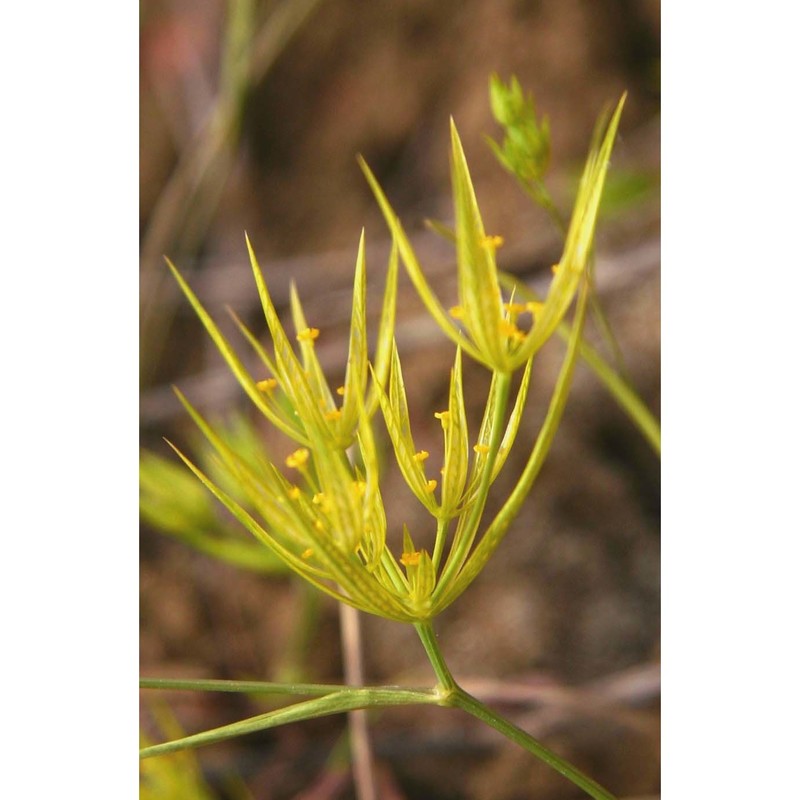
[452, 688, 618, 800]
[414, 620, 617, 800]
[139, 677, 355, 695]
[431, 516, 449, 572]
[577, 336, 661, 455]
[432, 370, 512, 602]
[413, 621, 457, 694]
[140, 686, 438, 759]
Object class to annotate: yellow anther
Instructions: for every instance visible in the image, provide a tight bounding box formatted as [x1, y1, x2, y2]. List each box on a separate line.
[425, 479, 438, 493]
[434, 410, 450, 424]
[413, 450, 430, 463]
[525, 301, 545, 316]
[314, 493, 333, 513]
[296, 327, 320, 343]
[314, 520, 325, 532]
[503, 302, 526, 315]
[473, 443, 490, 454]
[301, 548, 314, 560]
[480, 234, 505, 249]
[499, 320, 526, 343]
[288, 485, 301, 500]
[336, 385, 346, 396]
[353, 480, 367, 497]
[285, 448, 309, 469]
[551, 263, 561, 275]
[400, 551, 421, 567]
[449, 305, 465, 320]
[256, 378, 278, 393]
[324, 408, 342, 421]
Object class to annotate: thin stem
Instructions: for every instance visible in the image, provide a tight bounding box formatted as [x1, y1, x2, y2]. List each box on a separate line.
[431, 516, 449, 571]
[140, 687, 438, 759]
[451, 688, 618, 800]
[413, 621, 456, 695]
[414, 620, 617, 800]
[139, 677, 353, 695]
[576, 336, 660, 455]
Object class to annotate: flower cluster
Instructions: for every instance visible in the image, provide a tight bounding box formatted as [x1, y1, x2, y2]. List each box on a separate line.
[167, 99, 623, 623]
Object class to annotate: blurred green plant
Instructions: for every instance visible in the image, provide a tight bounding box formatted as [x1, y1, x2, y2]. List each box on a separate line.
[486, 73, 559, 225]
[140, 79, 646, 800]
[141, 0, 325, 384]
[141, 415, 285, 573]
[141, 701, 252, 800]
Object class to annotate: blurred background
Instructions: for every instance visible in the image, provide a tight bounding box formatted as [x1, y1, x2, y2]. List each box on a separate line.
[140, 1, 660, 798]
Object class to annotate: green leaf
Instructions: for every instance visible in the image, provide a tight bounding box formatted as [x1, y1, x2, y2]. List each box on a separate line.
[491, 355, 534, 480]
[373, 342, 440, 515]
[439, 347, 469, 517]
[358, 156, 484, 365]
[340, 229, 369, 438]
[511, 94, 626, 367]
[450, 119, 509, 371]
[245, 235, 334, 446]
[289, 282, 336, 415]
[166, 258, 306, 444]
[365, 237, 399, 418]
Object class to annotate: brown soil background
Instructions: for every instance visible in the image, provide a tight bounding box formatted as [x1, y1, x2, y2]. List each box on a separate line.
[140, 2, 660, 798]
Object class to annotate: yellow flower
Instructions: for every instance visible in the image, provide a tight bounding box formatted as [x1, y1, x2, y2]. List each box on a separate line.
[360, 97, 625, 374]
[256, 377, 278, 393]
[166, 94, 621, 624]
[296, 327, 320, 343]
[286, 448, 309, 469]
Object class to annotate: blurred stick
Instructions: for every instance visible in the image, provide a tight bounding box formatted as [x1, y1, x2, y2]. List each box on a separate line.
[339, 604, 378, 800]
[140, 0, 325, 383]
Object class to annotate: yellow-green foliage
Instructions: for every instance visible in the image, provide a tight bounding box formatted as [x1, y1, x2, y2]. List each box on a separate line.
[163, 102, 623, 623]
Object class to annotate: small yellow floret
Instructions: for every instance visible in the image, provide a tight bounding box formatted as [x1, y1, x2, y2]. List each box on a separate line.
[480, 234, 505, 249]
[473, 443, 490, 454]
[400, 551, 421, 567]
[286, 448, 310, 469]
[413, 450, 430, 463]
[297, 327, 320, 343]
[288, 486, 301, 500]
[353, 480, 367, 497]
[525, 301, 545, 317]
[301, 548, 314, 560]
[314, 520, 325, 532]
[336, 385, 346, 396]
[256, 378, 278, 393]
[449, 305, 465, 320]
[499, 320, 526, 343]
[312, 492, 333, 513]
[551, 263, 561, 275]
[503, 302, 526, 315]
[434, 410, 450, 424]
[324, 408, 342, 421]
[425, 479, 438, 493]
